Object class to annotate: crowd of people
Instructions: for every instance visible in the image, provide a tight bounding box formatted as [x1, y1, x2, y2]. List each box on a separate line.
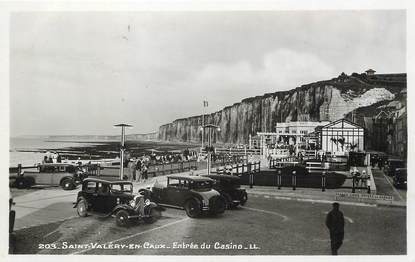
[42, 151, 62, 164]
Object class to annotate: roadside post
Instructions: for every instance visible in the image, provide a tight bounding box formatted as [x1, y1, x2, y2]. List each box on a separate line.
[249, 171, 254, 188]
[292, 170, 296, 190]
[352, 172, 356, 193]
[277, 169, 282, 190]
[321, 171, 326, 192]
[367, 178, 371, 194]
[17, 164, 22, 176]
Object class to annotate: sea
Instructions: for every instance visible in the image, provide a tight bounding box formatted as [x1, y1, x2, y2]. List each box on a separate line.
[9, 137, 103, 167]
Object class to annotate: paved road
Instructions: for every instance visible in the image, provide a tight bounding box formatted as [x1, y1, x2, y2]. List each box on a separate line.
[13, 193, 406, 255]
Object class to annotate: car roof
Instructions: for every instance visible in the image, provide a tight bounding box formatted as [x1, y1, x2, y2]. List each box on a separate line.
[203, 174, 240, 181]
[83, 177, 133, 184]
[167, 175, 214, 182]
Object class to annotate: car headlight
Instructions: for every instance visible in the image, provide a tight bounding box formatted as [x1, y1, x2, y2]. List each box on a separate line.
[129, 200, 136, 207]
[145, 199, 151, 206]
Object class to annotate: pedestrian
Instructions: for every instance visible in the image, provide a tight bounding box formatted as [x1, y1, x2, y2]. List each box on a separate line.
[142, 164, 148, 181]
[127, 159, 135, 182]
[326, 202, 345, 255]
[136, 159, 142, 183]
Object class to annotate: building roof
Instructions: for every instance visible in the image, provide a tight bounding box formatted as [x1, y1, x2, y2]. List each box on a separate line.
[321, 118, 365, 130]
[365, 69, 376, 73]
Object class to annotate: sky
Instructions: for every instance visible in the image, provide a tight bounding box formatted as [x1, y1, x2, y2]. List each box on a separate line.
[10, 10, 406, 136]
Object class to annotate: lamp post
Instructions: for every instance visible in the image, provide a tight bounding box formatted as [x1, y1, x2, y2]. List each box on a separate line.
[200, 124, 220, 175]
[114, 123, 132, 180]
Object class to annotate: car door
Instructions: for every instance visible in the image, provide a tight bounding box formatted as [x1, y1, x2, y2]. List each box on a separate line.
[165, 178, 187, 207]
[35, 167, 54, 185]
[163, 178, 182, 206]
[51, 165, 68, 186]
[94, 182, 111, 213]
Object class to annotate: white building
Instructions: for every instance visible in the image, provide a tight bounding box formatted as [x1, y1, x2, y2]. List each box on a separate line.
[320, 119, 365, 155]
[275, 121, 330, 146]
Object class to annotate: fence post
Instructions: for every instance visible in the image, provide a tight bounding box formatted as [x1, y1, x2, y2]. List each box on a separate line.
[292, 170, 296, 190]
[277, 169, 282, 190]
[321, 171, 326, 192]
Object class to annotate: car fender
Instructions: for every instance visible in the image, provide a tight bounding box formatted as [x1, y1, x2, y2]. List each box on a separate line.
[105, 204, 135, 218]
[59, 176, 75, 185]
[148, 202, 165, 211]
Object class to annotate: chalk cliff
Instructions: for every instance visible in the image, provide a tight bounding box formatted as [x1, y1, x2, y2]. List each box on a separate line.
[159, 73, 406, 144]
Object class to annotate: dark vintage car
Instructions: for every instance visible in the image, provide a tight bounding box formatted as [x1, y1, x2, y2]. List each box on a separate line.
[393, 168, 407, 189]
[11, 163, 87, 190]
[9, 198, 16, 254]
[149, 175, 226, 218]
[203, 174, 247, 209]
[74, 178, 163, 227]
[385, 159, 406, 176]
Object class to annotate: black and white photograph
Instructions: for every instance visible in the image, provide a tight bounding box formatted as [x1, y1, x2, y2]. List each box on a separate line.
[1, 1, 412, 260]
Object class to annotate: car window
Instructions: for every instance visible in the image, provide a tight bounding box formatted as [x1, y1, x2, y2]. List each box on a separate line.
[85, 181, 96, 193]
[97, 183, 110, 195]
[180, 180, 190, 189]
[111, 184, 133, 193]
[168, 178, 181, 188]
[191, 181, 212, 191]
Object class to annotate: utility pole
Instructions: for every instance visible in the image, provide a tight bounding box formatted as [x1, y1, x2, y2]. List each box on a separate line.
[114, 123, 132, 180]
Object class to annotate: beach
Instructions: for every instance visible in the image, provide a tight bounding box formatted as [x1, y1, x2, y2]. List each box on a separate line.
[10, 137, 200, 167]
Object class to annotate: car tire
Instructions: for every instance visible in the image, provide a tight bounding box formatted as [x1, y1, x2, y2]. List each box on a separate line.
[115, 210, 130, 227]
[184, 199, 201, 218]
[240, 192, 248, 206]
[143, 207, 161, 224]
[77, 198, 88, 217]
[15, 177, 28, 189]
[61, 178, 75, 190]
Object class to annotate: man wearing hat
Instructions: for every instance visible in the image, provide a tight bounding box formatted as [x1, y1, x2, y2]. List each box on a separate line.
[326, 202, 345, 255]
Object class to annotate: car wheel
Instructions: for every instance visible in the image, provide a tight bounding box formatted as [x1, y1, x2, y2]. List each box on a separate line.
[77, 198, 88, 217]
[15, 178, 27, 189]
[143, 208, 161, 224]
[61, 178, 75, 190]
[115, 210, 130, 227]
[240, 192, 248, 206]
[184, 199, 201, 218]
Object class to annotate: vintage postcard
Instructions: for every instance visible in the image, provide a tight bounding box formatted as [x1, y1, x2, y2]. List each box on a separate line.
[1, 1, 412, 261]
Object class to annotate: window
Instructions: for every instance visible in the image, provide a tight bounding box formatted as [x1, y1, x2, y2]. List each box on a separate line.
[168, 178, 181, 188]
[86, 182, 96, 193]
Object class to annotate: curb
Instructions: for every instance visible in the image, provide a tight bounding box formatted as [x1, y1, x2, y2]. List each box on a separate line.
[245, 188, 406, 208]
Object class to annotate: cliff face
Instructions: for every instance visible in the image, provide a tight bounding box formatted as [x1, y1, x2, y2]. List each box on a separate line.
[159, 73, 405, 144]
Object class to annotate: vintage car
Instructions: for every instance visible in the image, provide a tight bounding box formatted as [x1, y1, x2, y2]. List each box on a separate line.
[385, 158, 406, 176]
[9, 198, 16, 254]
[203, 174, 248, 209]
[149, 175, 226, 218]
[393, 168, 407, 189]
[74, 178, 163, 227]
[11, 163, 87, 190]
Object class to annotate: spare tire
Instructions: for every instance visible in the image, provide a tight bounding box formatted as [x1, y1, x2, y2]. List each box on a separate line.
[210, 195, 226, 215]
[15, 177, 28, 189]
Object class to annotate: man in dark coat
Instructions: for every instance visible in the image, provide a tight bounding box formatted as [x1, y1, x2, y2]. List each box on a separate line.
[326, 202, 345, 255]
